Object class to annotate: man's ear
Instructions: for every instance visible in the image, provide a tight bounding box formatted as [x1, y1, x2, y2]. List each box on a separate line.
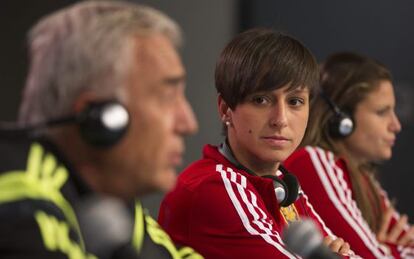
[73, 92, 99, 114]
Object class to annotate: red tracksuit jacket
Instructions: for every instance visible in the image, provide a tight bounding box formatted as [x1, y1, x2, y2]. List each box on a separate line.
[285, 146, 414, 259]
[159, 144, 355, 259]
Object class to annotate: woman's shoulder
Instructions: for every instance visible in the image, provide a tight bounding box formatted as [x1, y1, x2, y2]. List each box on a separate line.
[286, 146, 338, 165]
[297, 145, 335, 156]
[284, 145, 341, 179]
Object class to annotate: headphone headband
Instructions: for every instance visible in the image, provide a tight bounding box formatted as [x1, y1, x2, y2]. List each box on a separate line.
[218, 139, 299, 207]
[319, 90, 355, 138]
[319, 90, 342, 116]
[0, 100, 130, 148]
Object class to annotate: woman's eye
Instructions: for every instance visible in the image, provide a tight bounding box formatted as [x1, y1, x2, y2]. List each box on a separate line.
[252, 96, 269, 105]
[376, 108, 390, 116]
[288, 97, 305, 106]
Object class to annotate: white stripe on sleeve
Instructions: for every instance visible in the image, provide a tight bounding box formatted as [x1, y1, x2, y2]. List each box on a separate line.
[305, 146, 391, 258]
[216, 164, 298, 259]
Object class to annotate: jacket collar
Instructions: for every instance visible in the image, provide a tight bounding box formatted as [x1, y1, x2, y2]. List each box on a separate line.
[203, 144, 284, 214]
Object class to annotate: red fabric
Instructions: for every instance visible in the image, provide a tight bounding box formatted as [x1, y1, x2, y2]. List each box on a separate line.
[284, 146, 414, 259]
[158, 145, 347, 259]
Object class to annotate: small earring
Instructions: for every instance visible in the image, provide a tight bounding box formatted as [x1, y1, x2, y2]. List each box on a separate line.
[225, 121, 231, 126]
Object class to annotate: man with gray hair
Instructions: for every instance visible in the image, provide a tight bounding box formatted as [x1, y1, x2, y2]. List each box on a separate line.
[0, 1, 201, 258]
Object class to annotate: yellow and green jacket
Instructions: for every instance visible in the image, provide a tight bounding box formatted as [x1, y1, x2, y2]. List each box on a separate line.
[0, 131, 202, 259]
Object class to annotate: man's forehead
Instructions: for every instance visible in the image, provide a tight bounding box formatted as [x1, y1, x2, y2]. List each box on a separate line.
[133, 34, 184, 73]
[134, 34, 177, 58]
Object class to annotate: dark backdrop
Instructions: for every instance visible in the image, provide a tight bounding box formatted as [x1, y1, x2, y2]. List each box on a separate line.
[240, 0, 414, 218]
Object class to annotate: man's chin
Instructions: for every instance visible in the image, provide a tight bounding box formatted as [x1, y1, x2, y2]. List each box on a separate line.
[152, 168, 178, 193]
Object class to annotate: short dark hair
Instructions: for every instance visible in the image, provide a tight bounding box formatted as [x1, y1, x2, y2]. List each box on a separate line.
[215, 28, 319, 109]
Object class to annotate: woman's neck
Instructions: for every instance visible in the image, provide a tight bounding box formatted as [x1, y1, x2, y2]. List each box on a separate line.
[336, 142, 375, 171]
[226, 137, 280, 176]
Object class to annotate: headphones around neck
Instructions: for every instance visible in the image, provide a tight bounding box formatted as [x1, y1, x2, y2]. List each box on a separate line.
[319, 91, 354, 138]
[219, 140, 300, 207]
[1, 100, 130, 148]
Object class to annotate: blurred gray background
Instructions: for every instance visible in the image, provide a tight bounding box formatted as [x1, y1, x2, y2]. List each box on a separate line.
[1, 0, 412, 219]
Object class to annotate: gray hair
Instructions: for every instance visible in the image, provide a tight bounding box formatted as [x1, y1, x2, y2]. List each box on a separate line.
[19, 0, 182, 125]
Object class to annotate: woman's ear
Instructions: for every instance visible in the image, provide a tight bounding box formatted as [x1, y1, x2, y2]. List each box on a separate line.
[218, 94, 231, 122]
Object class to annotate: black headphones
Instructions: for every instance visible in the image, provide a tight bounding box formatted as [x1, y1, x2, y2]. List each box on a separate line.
[218, 140, 300, 207]
[320, 91, 354, 138]
[1, 100, 130, 148]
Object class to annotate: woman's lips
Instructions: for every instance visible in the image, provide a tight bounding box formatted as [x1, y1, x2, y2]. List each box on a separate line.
[261, 136, 290, 147]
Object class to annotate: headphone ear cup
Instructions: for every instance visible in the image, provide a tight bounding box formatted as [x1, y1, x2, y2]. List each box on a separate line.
[263, 175, 294, 207]
[78, 101, 130, 147]
[281, 173, 300, 207]
[320, 91, 355, 139]
[328, 112, 354, 138]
